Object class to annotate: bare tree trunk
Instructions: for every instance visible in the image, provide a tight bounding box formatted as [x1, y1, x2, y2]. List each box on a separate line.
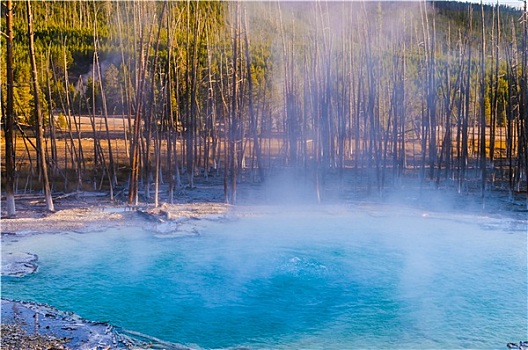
[228, 2, 240, 204]
[64, 40, 84, 192]
[362, 4, 380, 195]
[93, 5, 118, 199]
[5, 0, 16, 217]
[505, 19, 518, 198]
[522, 0, 528, 208]
[166, 8, 175, 204]
[400, 34, 407, 174]
[94, 42, 115, 200]
[425, 3, 437, 181]
[489, 2, 500, 182]
[27, 0, 54, 212]
[45, 46, 58, 178]
[355, 63, 362, 171]
[147, 2, 167, 206]
[154, 127, 161, 207]
[480, 1, 487, 206]
[459, 6, 472, 194]
[437, 28, 462, 186]
[204, 26, 214, 180]
[129, 4, 154, 205]
[49, 49, 73, 190]
[243, 5, 265, 183]
[185, 2, 200, 189]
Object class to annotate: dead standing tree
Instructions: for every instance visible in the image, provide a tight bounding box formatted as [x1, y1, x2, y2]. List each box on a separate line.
[488, 2, 500, 180]
[183, 2, 203, 189]
[27, 0, 54, 212]
[522, 0, 528, 207]
[226, 2, 240, 204]
[243, 4, 265, 183]
[93, 5, 118, 200]
[65, 39, 86, 193]
[165, 3, 182, 204]
[419, 1, 438, 182]
[5, 0, 16, 217]
[278, 2, 298, 167]
[148, 2, 167, 207]
[459, 6, 472, 194]
[128, 3, 155, 205]
[362, 3, 382, 195]
[479, 1, 487, 206]
[437, 27, 463, 186]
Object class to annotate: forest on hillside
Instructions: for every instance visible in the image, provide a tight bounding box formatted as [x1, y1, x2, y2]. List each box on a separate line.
[1, 1, 527, 214]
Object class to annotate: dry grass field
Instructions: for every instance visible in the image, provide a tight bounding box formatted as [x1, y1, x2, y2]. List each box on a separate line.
[1, 114, 523, 198]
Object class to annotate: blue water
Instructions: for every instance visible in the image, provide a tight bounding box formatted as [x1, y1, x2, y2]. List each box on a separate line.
[2, 207, 527, 349]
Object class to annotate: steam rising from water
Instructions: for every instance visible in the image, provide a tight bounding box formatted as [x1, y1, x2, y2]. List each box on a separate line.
[2, 207, 526, 349]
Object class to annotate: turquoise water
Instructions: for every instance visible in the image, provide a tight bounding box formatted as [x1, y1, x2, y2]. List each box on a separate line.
[2, 207, 527, 349]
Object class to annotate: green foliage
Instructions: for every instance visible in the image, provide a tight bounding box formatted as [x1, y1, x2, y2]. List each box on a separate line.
[1, 0, 525, 133]
[55, 113, 67, 129]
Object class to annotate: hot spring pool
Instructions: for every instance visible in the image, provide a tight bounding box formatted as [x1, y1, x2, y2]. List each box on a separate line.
[2, 207, 527, 349]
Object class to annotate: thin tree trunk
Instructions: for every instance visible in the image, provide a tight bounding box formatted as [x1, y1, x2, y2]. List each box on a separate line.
[116, 2, 131, 161]
[243, 5, 265, 183]
[46, 46, 58, 178]
[428, 6, 438, 181]
[228, 2, 240, 204]
[480, 1, 487, 205]
[129, 4, 154, 205]
[489, 2, 500, 179]
[94, 46, 115, 199]
[147, 2, 167, 205]
[5, 0, 16, 217]
[167, 8, 175, 204]
[185, 2, 197, 188]
[64, 39, 84, 191]
[27, 0, 54, 212]
[459, 6, 472, 194]
[49, 51, 74, 190]
[522, 0, 528, 207]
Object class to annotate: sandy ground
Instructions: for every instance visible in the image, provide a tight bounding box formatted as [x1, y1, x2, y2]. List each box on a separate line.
[1, 173, 527, 349]
[0, 200, 231, 236]
[1, 173, 233, 234]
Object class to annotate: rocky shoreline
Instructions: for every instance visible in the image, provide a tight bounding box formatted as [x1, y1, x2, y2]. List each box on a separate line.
[1, 298, 195, 350]
[1, 298, 125, 350]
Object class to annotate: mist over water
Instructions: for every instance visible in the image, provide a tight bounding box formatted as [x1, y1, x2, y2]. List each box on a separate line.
[2, 207, 526, 349]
